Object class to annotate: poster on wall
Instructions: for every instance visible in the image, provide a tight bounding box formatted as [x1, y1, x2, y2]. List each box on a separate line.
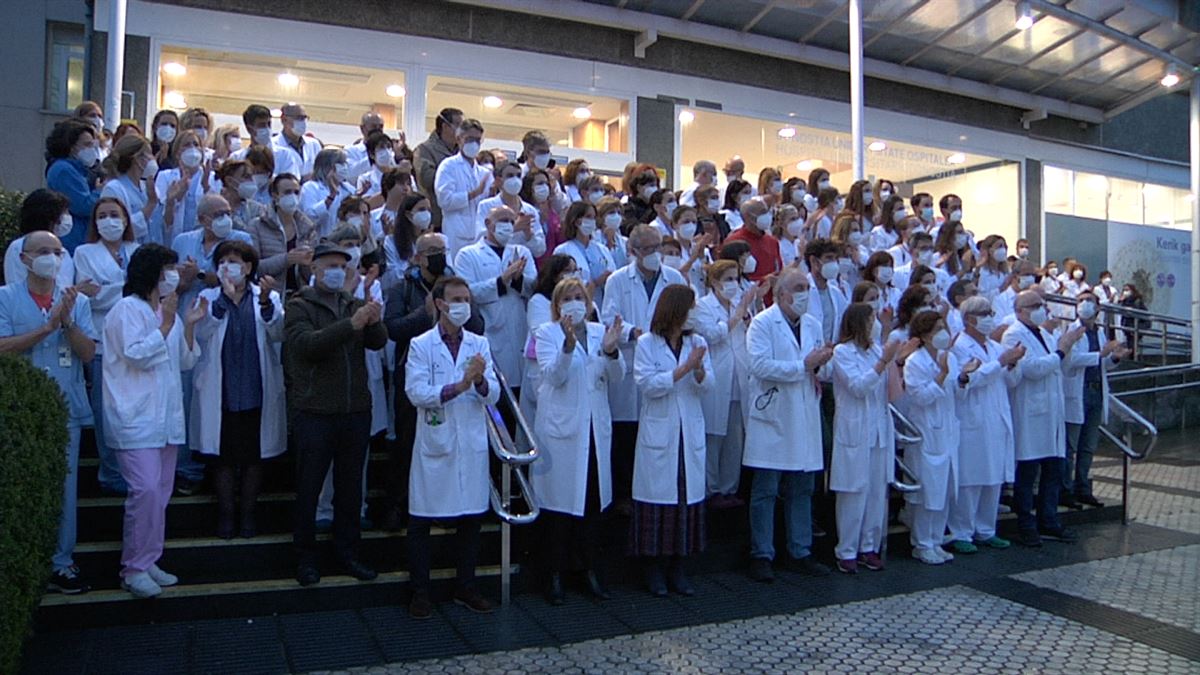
[1106, 221, 1193, 319]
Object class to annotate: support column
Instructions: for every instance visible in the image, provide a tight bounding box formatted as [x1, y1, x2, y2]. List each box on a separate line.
[1190, 77, 1199, 364]
[104, 0, 126, 131]
[849, 0, 864, 181]
[635, 96, 675, 188]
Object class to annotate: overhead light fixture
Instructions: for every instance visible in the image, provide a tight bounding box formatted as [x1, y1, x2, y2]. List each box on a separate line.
[1014, 1, 1033, 30]
[385, 84, 406, 98]
[277, 72, 299, 87]
[946, 152, 966, 165]
[163, 90, 187, 109]
[777, 127, 796, 139]
[270, 108, 282, 118]
[868, 141, 887, 152]
[1161, 64, 1180, 88]
[678, 109, 695, 124]
[483, 95, 504, 109]
[572, 107, 592, 120]
[161, 61, 187, 77]
[796, 160, 813, 171]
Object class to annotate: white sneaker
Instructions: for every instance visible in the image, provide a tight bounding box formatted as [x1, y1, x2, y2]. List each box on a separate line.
[912, 548, 944, 565]
[937, 546, 955, 562]
[147, 564, 178, 587]
[122, 572, 162, 598]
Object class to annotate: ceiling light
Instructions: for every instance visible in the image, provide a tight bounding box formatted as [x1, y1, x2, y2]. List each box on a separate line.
[796, 160, 813, 171]
[385, 84, 406, 98]
[161, 61, 187, 77]
[678, 110, 695, 124]
[572, 107, 592, 120]
[270, 108, 282, 118]
[946, 152, 966, 165]
[483, 95, 503, 109]
[163, 90, 187, 109]
[1014, 1, 1033, 30]
[277, 72, 299, 87]
[868, 140, 887, 152]
[1161, 64, 1180, 88]
[777, 127, 796, 139]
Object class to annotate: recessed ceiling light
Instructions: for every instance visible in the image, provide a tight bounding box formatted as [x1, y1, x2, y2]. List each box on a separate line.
[777, 127, 796, 139]
[678, 110, 695, 124]
[868, 141, 887, 152]
[161, 62, 186, 77]
[277, 72, 299, 87]
[483, 96, 503, 109]
[385, 84, 406, 98]
[270, 108, 282, 118]
[163, 90, 187, 109]
[1161, 64, 1180, 88]
[1014, 0, 1033, 30]
[946, 152, 966, 165]
[572, 107, 592, 120]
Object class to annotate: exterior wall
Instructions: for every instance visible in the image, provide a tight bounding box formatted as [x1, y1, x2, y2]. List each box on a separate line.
[635, 97, 675, 188]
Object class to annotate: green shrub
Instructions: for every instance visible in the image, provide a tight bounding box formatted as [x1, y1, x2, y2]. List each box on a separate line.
[0, 355, 68, 675]
[0, 187, 25, 286]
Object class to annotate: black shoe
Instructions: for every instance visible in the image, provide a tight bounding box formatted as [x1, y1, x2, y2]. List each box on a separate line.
[1040, 527, 1078, 543]
[748, 558, 775, 583]
[453, 588, 494, 614]
[584, 570, 611, 600]
[645, 564, 668, 598]
[787, 555, 832, 577]
[296, 564, 321, 586]
[340, 559, 378, 581]
[1016, 530, 1042, 548]
[546, 573, 565, 606]
[1077, 494, 1104, 508]
[667, 562, 695, 597]
[812, 522, 828, 538]
[1059, 494, 1082, 510]
[174, 477, 198, 497]
[47, 566, 90, 595]
[216, 516, 235, 540]
[409, 589, 433, 620]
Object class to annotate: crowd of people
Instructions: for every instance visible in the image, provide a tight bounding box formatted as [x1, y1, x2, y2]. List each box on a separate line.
[1, 98, 1141, 617]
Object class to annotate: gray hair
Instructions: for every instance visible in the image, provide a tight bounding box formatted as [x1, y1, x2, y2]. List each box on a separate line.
[628, 223, 662, 250]
[313, 147, 347, 182]
[773, 266, 808, 295]
[959, 296, 992, 316]
[692, 160, 716, 178]
[197, 193, 228, 221]
[326, 224, 362, 245]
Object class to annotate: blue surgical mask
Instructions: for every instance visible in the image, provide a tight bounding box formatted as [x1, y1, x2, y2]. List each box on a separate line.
[321, 266, 346, 290]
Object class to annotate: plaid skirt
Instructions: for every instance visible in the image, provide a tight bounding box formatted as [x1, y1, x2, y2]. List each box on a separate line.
[627, 435, 706, 557]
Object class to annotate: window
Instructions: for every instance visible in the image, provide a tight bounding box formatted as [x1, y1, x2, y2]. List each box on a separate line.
[157, 46, 405, 146]
[1044, 166, 1192, 231]
[45, 22, 85, 112]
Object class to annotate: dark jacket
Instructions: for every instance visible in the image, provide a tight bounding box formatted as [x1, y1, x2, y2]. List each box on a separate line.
[384, 265, 485, 388]
[413, 131, 456, 229]
[284, 285, 388, 415]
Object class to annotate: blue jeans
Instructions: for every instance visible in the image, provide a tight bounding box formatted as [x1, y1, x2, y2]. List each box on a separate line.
[1014, 457, 1063, 533]
[1065, 384, 1103, 497]
[749, 469, 816, 561]
[53, 426, 81, 571]
[175, 369, 204, 482]
[89, 355, 127, 492]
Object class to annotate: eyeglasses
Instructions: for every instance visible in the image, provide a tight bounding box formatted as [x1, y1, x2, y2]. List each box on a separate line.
[420, 248, 447, 257]
[633, 244, 662, 255]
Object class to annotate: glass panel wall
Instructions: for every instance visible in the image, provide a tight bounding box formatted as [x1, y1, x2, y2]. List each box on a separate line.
[1044, 165, 1193, 231]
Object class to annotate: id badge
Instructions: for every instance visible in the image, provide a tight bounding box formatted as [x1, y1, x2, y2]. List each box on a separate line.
[424, 408, 444, 427]
[58, 343, 72, 368]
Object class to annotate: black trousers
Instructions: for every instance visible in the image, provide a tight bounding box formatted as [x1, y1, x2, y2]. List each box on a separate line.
[385, 380, 417, 516]
[611, 421, 638, 501]
[407, 514, 483, 592]
[542, 439, 602, 574]
[293, 410, 371, 566]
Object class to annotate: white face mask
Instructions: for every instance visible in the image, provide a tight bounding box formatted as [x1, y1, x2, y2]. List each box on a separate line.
[1077, 301, 1097, 320]
[159, 269, 180, 296]
[317, 266, 346, 292]
[992, 246, 1008, 262]
[604, 212, 622, 231]
[589, 190, 606, 205]
[955, 233, 968, 249]
[291, 120, 308, 136]
[461, 141, 481, 158]
[893, 208, 908, 220]
[579, 218, 598, 237]
[930, 330, 951, 351]
[493, 220, 515, 246]
[790, 290, 809, 316]
[663, 202, 677, 218]
[227, 136, 242, 154]
[334, 163, 350, 182]
[640, 251, 662, 272]
[156, 124, 176, 143]
[411, 210, 433, 230]
[143, 159, 159, 178]
[1028, 307, 1048, 325]
[640, 185, 658, 201]
[253, 174, 270, 190]
[736, 193, 752, 206]
[533, 152, 551, 170]
[575, 170, 591, 184]
[916, 249, 935, 267]
[560, 299, 587, 324]
[802, 193, 818, 211]
[218, 261, 246, 284]
[210, 215, 234, 239]
[663, 254, 683, 269]
[1017, 247, 1030, 259]
[707, 197, 722, 212]
[839, 257, 854, 273]
[720, 280, 740, 300]
[678, 221, 697, 240]
[97, 216, 126, 242]
[55, 213, 74, 238]
[237, 180, 259, 200]
[786, 219, 804, 237]
[742, 255, 758, 275]
[533, 184, 551, 202]
[254, 127, 273, 146]
[876, 266, 894, 284]
[820, 261, 840, 281]
[949, 209, 963, 222]
[973, 315, 995, 335]
[446, 301, 472, 327]
[501, 176, 523, 196]
[755, 212, 773, 229]
[684, 308, 699, 332]
[194, 128, 209, 142]
[347, 215, 365, 229]
[818, 179, 831, 190]
[880, 190, 892, 200]
[848, 231, 864, 246]
[792, 189, 807, 205]
[278, 193, 300, 214]
[375, 149, 395, 168]
[771, 180, 783, 195]
[1100, 278, 1112, 288]
[1072, 269, 1084, 280]
[1018, 275, 1036, 290]
[76, 145, 100, 167]
[28, 253, 62, 280]
[181, 147, 203, 169]
[862, 191, 873, 206]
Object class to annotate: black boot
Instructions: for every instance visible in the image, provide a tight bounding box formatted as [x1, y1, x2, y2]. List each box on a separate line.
[546, 573, 565, 606]
[667, 557, 694, 596]
[644, 559, 668, 598]
[214, 466, 236, 539]
[584, 569, 611, 600]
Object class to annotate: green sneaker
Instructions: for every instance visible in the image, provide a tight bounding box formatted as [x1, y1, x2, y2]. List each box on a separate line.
[974, 535, 1011, 549]
[947, 539, 979, 554]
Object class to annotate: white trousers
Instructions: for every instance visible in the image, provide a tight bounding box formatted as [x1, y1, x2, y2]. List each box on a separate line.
[834, 444, 888, 561]
[947, 483, 1001, 542]
[910, 502, 949, 551]
[705, 400, 744, 496]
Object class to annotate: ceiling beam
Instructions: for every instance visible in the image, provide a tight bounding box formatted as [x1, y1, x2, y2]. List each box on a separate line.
[1064, 35, 1197, 103]
[988, 26, 1089, 85]
[862, 0, 931, 49]
[1028, 41, 1123, 94]
[680, 0, 705, 21]
[742, 0, 777, 33]
[1103, 81, 1173, 120]
[945, 15, 1047, 77]
[799, 1, 849, 45]
[1023, 0, 1197, 73]
[900, 0, 1003, 67]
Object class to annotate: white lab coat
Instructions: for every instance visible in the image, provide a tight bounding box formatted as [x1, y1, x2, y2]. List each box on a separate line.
[405, 325, 500, 518]
[102, 295, 199, 450]
[869, 225, 899, 253]
[434, 153, 493, 258]
[299, 179, 354, 238]
[475, 195, 547, 257]
[454, 239, 537, 386]
[1062, 320, 1114, 425]
[5, 236, 76, 290]
[902, 348, 961, 511]
[532, 321, 625, 516]
[830, 342, 895, 492]
[101, 174, 150, 242]
[554, 238, 617, 307]
[805, 277, 849, 344]
[632, 332, 713, 505]
[271, 133, 321, 178]
[189, 285, 287, 458]
[742, 305, 827, 472]
[73, 241, 139, 352]
[154, 167, 213, 241]
[600, 263, 687, 422]
[951, 333, 1020, 486]
[1001, 320, 1067, 461]
[692, 291, 747, 436]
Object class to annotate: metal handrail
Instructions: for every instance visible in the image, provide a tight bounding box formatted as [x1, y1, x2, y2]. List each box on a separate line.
[888, 404, 922, 493]
[1042, 294, 1193, 365]
[488, 468, 539, 525]
[486, 368, 539, 465]
[1101, 395, 1158, 462]
[1107, 362, 1200, 382]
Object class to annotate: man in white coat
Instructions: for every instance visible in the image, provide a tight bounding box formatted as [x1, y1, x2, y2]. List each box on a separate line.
[743, 269, 834, 582]
[454, 205, 536, 391]
[1001, 290, 1084, 548]
[601, 224, 686, 510]
[404, 276, 499, 619]
[946, 296, 1025, 553]
[434, 118, 492, 259]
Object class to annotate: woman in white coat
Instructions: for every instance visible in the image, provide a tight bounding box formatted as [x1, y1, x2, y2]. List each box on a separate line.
[519, 254, 580, 447]
[533, 278, 624, 604]
[75, 198, 141, 495]
[831, 303, 905, 574]
[99, 134, 158, 243]
[103, 243, 204, 598]
[630, 284, 713, 598]
[190, 240, 285, 539]
[553, 202, 616, 309]
[693, 260, 756, 505]
[947, 296, 1024, 553]
[300, 148, 355, 238]
[902, 311, 975, 565]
